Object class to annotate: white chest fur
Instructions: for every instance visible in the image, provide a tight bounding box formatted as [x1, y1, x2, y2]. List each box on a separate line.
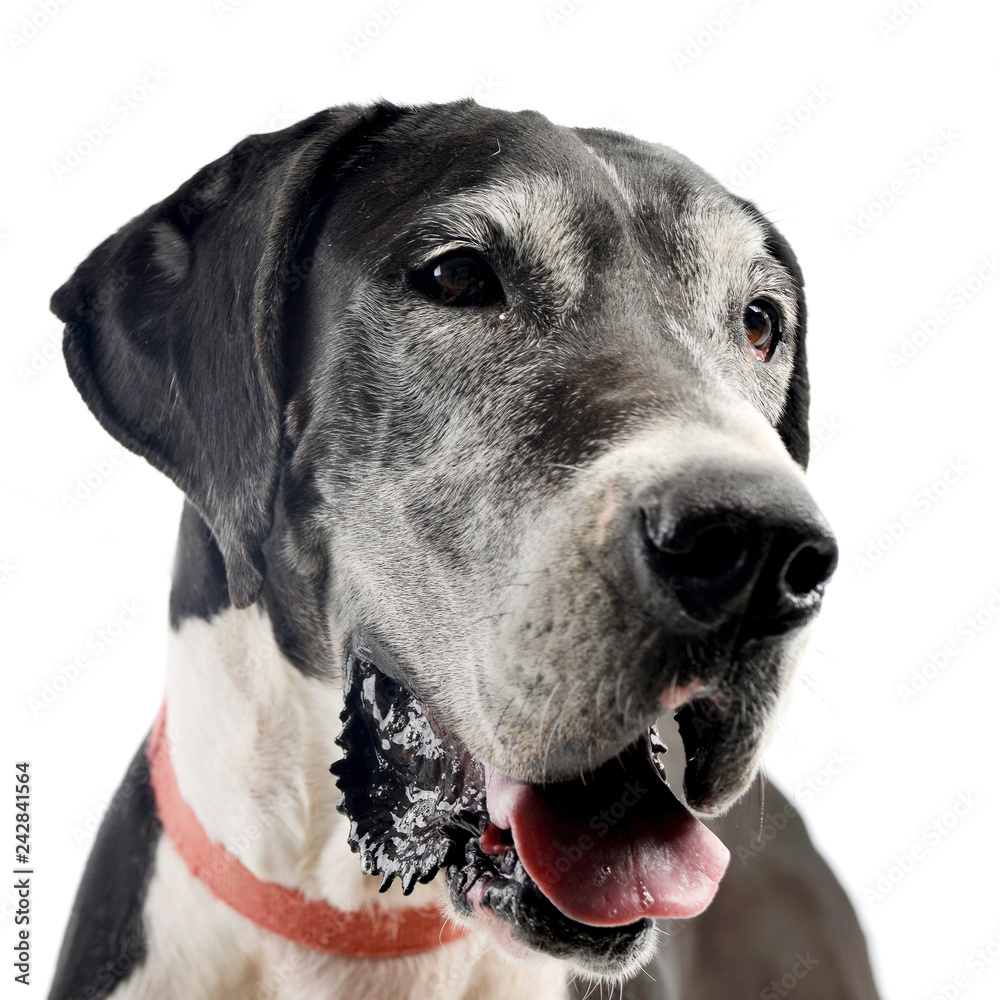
[118, 606, 568, 1000]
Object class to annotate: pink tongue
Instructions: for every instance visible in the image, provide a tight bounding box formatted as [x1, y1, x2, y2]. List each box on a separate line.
[484, 748, 729, 928]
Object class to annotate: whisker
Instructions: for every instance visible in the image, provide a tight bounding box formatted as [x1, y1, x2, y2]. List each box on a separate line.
[536, 680, 564, 781]
[758, 765, 767, 837]
[543, 678, 582, 782]
[489, 691, 521, 759]
[614, 669, 625, 715]
[621, 688, 635, 733]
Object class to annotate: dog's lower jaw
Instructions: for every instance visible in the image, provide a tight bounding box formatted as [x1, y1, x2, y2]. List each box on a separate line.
[160, 604, 571, 999]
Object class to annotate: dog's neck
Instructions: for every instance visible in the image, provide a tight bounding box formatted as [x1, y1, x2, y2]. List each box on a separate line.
[161, 505, 569, 999]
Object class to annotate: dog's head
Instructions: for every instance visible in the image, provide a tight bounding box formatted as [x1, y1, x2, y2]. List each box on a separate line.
[54, 101, 836, 980]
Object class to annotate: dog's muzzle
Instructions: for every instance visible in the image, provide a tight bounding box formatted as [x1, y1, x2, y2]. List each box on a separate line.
[331, 649, 730, 976]
[329, 463, 836, 974]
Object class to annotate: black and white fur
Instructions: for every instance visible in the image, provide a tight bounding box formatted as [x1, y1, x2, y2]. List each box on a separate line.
[48, 101, 880, 999]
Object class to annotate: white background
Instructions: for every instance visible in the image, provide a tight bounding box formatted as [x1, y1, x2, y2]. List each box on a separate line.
[3, 1, 999, 997]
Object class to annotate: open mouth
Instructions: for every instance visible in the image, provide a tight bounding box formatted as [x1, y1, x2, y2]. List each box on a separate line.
[330, 643, 730, 976]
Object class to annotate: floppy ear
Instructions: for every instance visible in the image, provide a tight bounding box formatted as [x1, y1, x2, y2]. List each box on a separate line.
[775, 318, 810, 469]
[53, 103, 404, 608]
[763, 226, 810, 469]
[733, 202, 811, 469]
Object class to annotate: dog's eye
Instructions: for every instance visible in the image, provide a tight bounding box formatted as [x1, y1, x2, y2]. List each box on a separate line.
[415, 251, 505, 307]
[743, 299, 781, 361]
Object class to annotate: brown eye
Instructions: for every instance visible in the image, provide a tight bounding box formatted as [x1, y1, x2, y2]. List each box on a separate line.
[416, 251, 504, 306]
[743, 299, 780, 361]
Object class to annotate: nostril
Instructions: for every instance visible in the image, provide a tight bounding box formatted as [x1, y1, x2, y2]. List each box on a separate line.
[669, 524, 747, 579]
[782, 540, 838, 597]
[643, 510, 749, 581]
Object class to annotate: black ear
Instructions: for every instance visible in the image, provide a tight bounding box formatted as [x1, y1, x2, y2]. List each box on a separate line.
[771, 241, 810, 469]
[747, 210, 811, 469]
[53, 103, 404, 608]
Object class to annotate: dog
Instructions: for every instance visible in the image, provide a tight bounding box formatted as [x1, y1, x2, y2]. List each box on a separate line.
[48, 100, 881, 999]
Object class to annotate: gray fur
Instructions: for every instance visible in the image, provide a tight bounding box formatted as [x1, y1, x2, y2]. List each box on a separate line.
[53, 100, 852, 993]
[276, 105, 822, 803]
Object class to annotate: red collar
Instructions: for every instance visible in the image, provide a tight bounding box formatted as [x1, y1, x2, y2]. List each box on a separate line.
[146, 702, 468, 957]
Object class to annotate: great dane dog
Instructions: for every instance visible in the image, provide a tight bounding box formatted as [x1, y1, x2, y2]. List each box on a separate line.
[48, 101, 881, 999]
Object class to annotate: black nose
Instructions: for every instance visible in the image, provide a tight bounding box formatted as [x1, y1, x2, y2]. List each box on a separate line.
[637, 465, 838, 632]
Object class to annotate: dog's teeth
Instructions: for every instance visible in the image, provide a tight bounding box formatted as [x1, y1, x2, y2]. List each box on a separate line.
[647, 724, 670, 783]
[498, 849, 519, 876]
[400, 870, 418, 896]
[378, 872, 395, 893]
